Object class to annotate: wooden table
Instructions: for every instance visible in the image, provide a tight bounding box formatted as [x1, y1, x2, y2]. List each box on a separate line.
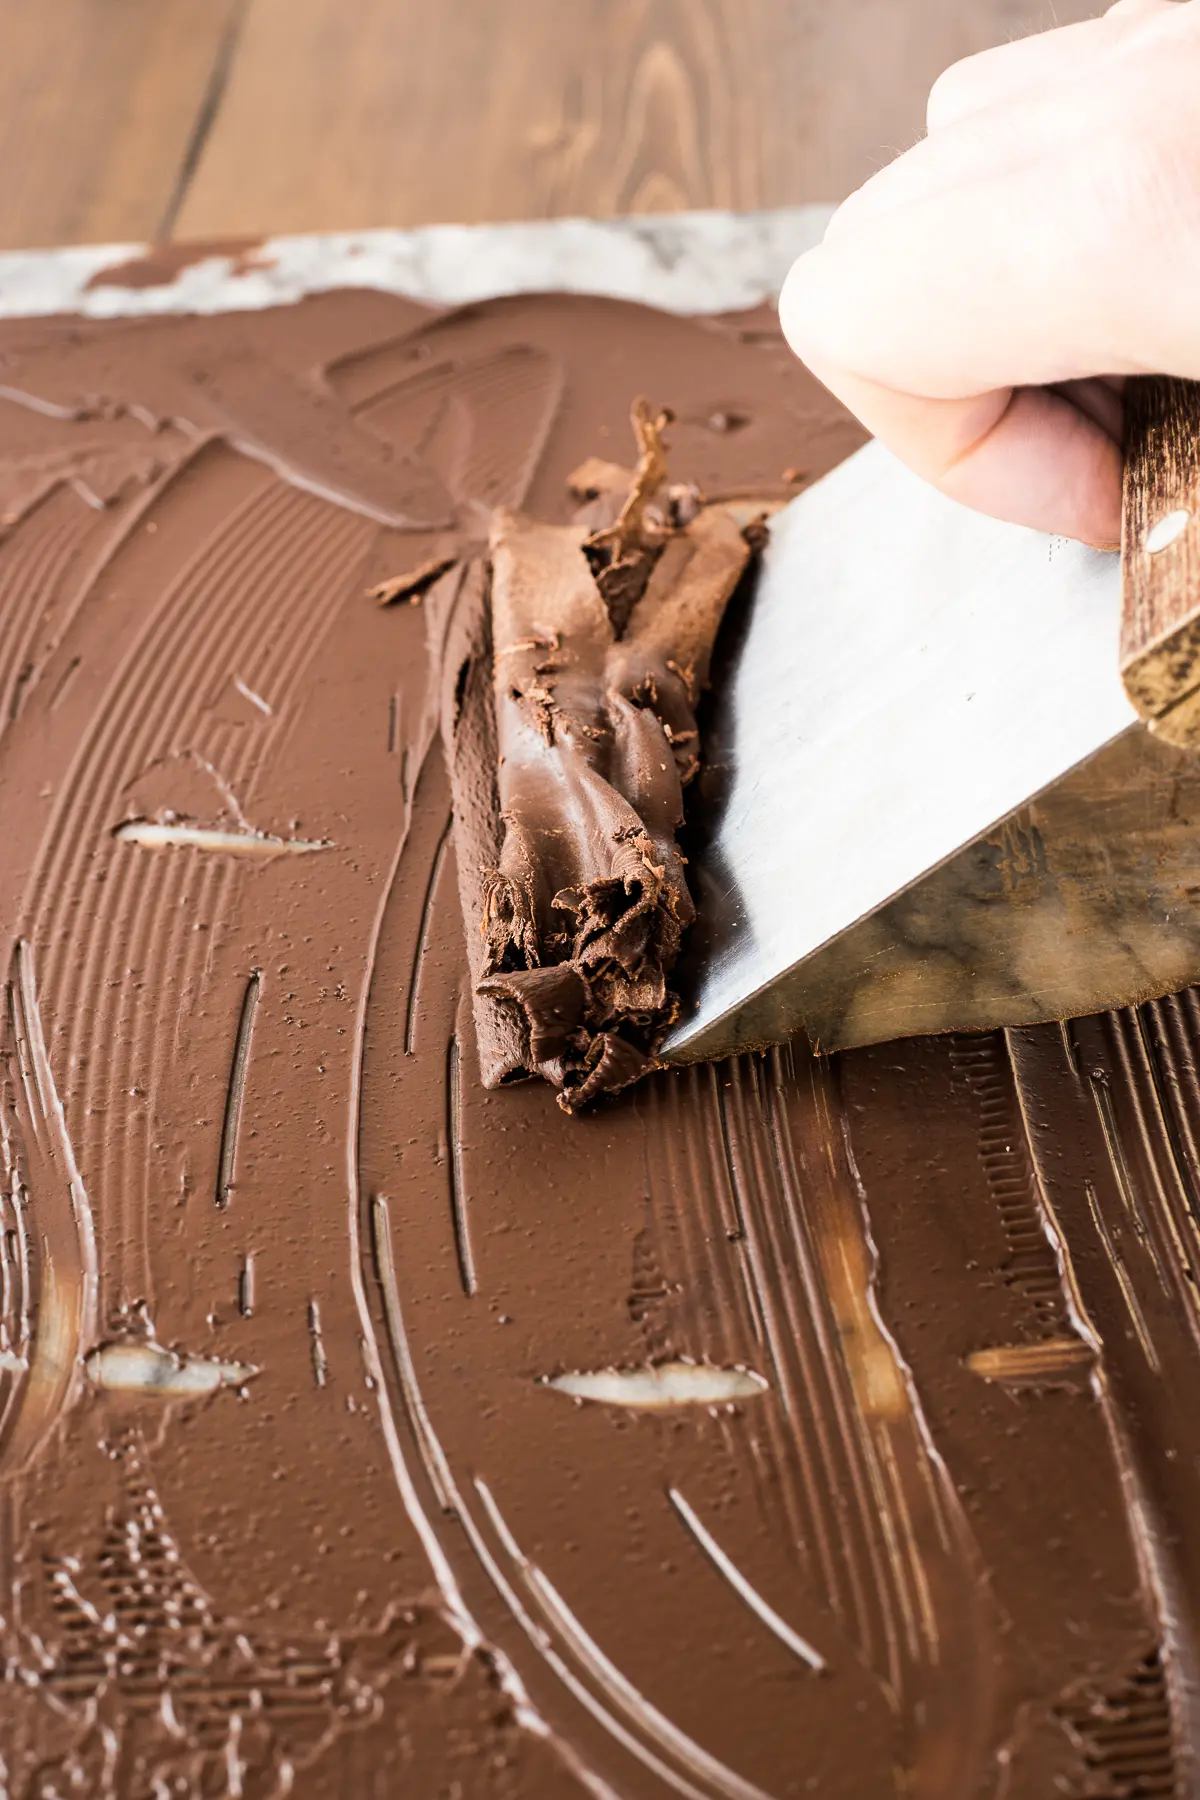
[0, 0, 1103, 251]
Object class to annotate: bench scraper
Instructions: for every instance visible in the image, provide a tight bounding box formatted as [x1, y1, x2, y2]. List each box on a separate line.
[663, 375, 1200, 1060]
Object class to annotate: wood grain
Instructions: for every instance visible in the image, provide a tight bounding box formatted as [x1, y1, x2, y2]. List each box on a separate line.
[1121, 374, 1200, 748]
[0, 0, 245, 251]
[0, 0, 1108, 250]
[174, 0, 1105, 240]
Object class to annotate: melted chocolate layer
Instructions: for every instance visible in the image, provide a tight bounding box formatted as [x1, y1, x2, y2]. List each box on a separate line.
[0, 290, 1194, 1799]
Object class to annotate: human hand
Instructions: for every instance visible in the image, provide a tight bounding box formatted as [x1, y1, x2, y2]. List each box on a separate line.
[778, 0, 1200, 547]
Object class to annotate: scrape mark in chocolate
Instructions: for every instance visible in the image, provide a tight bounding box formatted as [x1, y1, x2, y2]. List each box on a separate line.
[0, 1068, 39, 1420]
[308, 1298, 328, 1387]
[387, 692, 400, 755]
[0, 490, 92, 747]
[342, 340, 564, 518]
[404, 813, 453, 1056]
[0, 438, 165, 530]
[711, 1072, 751, 1244]
[358, 1213, 570, 1769]
[1089, 1056, 1173, 1301]
[544, 1362, 766, 1409]
[8, 659, 34, 722]
[1056, 1645, 1177, 1797]
[238, 1251, 256, 1317]
[725, 1042, 1015, 1764]
[371, 1194, 456, 1514]
[216, 970, 260, 1209]
[0, 338, 458, 532]
[950, 1033, 1072, 1332]
[449, 1485, 665, 1797]
[667, 1488, 827, 1672]
[114, 820, 331, 857]
[48, 652, 82, 711]
[1085, 1174, 1163, 1374]
[1138, 996, 1200, 1218]
[1114, 1006, 1200, 1296]
[1011, 1015, 1200, 1765]
[1, 942, 99, 1469]
[965, 1337, 1095, 1386]
[232, 673, 272, 716]
[1058, 1016, 1082, 1078]
[446, 1036, 476, 1297]
[85, 1340, 257, 1395]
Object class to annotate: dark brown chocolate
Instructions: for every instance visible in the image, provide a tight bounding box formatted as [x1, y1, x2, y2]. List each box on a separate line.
[0, 288, 1193, 1800]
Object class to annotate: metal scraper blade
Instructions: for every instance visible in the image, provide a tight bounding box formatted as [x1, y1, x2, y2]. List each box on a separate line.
[660, 438, 1180, 1061]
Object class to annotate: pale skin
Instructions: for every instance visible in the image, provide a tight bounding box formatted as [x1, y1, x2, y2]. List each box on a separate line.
[779, 0, 1200, 549]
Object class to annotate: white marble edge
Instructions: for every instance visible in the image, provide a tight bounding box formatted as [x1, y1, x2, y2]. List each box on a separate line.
[0, 206, 834, 320]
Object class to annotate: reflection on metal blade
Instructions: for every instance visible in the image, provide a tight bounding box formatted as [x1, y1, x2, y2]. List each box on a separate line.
[664, 441, 1128, 1059]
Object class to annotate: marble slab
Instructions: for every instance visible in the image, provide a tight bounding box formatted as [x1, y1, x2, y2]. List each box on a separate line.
[0, 205, 834, 321]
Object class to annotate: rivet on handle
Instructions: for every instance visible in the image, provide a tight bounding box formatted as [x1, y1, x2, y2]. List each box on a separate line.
[1145, 508, 1191, 554]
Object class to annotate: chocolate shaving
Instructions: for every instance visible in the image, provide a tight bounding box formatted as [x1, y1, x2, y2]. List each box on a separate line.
[368, 552, 457, 606]
[441, 401, 754, 1111]
[580, 400, 673, 637]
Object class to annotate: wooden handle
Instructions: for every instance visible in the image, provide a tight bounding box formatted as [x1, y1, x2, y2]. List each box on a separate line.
[1121, 374, 1200, 748]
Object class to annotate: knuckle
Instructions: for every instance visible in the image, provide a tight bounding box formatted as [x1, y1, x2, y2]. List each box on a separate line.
[926, 52, 991, 132]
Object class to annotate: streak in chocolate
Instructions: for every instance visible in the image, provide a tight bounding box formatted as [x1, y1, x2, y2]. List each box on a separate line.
[446, 1035, 477, 1296]
[215, 968, 261, 1209]
[963, 1336, 1096, 1386]
[666, 1488, 827, 1673]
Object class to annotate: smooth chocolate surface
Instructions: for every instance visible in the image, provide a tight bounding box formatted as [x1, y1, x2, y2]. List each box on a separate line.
[0, 289, 1196, 1798]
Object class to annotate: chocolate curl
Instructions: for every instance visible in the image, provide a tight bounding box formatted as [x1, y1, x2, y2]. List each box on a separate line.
[462, 402, 754, 1110]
